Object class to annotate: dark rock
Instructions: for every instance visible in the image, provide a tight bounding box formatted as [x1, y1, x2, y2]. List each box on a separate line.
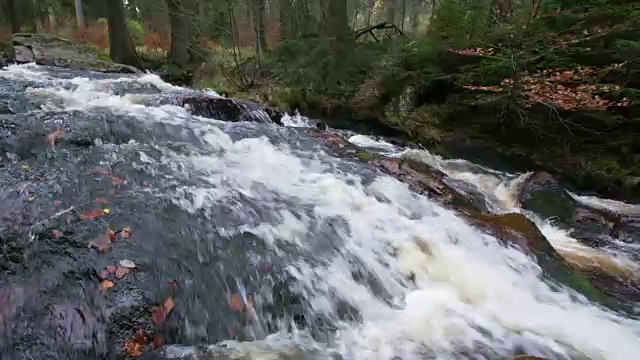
[0, 41, 14, 68]
[180, 95, 283, 124]
[12, 33, 139, 74]
[611, 215, 640, 242]
[49, 304, 106, 354]
[518, 172, 576, 225]
[571, 207, 618, 247]
[465, 212, 612, 304]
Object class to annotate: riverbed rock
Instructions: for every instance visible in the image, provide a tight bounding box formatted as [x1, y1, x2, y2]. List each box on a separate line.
[0, 41, 14, 68]
[611, 215, 640, 242]
[465, 212, 611, 303]
[518, 172, 576, 225]
[12, 33, 139, 73]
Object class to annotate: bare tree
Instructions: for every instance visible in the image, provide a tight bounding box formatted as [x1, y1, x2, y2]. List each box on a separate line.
[74, 0, 86, 31]
[166, 0, 197, 69]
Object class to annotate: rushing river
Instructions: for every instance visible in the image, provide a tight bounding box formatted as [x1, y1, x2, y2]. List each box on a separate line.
[0, 63, 639, 360]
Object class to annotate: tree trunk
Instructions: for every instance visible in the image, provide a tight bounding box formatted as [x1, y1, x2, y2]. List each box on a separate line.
[106, 0, 142, 68]
[74, 0, 86, 31]
[48, 6, 57, 34]
[166, 0, 195, 69]
[3, 0, 21, 33]
[325, 0, 349, 45]
[384, 0, 398, 25]
[251, 0, 267, 52]
[278, 0, 291, 40]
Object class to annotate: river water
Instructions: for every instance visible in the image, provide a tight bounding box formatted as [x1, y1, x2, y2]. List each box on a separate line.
[0, 64, 639, 360]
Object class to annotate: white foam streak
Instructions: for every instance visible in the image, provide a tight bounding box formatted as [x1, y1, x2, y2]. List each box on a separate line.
[570, 193, 640, 216]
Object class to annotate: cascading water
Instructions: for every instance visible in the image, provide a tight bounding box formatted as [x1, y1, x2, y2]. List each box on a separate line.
[0, 63, 638, 360]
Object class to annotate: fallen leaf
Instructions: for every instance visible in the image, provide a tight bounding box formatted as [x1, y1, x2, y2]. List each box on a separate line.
[108, 229, 116, 243]
[111, 176, 125, 186]
[106, 265, 116, 274]
[115, 267, 129, 280]
[229, 293, 244, 312]
[50, 229, 64, 239]
[46, 129, 64, 146]
[151, 306, 166, 327]
[119, 259, 136, 269]
[21, 164, 30, 170]
[89, 233, 111, 253]
[27, 196, 35, 202]
[133, 329, 149, 344]
[91, 168, 112, 176]
[102, 208, 111, 215]
[80, 209, 103, 220]
[98, 270, 109, 280]
[99, 280, 114, 292]
[163, 297, 174, 313]
[124, 340, 143, 357]
[120, 227, 132, 238]
[54, 200, 62, 206]
[94, 197, 109, 204]
[152, 334, 164, 349]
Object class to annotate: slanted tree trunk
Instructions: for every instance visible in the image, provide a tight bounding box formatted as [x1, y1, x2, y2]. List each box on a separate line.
[106, 0, 142, 68]
[166, 0, 195, 69]
[74, 0, 86, 31]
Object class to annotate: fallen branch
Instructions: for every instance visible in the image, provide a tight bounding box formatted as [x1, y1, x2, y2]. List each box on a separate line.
[354, 22, 405, 41]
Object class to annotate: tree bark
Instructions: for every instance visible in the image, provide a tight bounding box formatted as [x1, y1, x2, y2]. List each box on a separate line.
[74, 0, 86, 31]
[384, 0, 398, 25]
[325, 0, 349, 45]
[106, 0, 142, 68]
[166, 0, 195, 69]
[278, 0, 291, 40]
[3, 0, 21, 33]
[252, 0, 268, 52]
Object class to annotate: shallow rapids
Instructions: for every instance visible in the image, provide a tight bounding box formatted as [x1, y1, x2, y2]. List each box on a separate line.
[1, 64, 639, 360]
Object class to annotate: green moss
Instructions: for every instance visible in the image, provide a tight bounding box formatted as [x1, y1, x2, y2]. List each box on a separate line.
[355, 150, 373, 160]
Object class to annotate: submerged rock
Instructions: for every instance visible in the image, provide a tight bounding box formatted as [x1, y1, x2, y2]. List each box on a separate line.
[465, 212, 612, 304]
[12, 33, 139, 74]
[518, 172, 576, 225]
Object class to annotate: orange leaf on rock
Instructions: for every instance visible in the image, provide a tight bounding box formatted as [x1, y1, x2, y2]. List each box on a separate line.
[133, 329, 149, 344]
[120, 227, 132, 238]
[89, 233, 111, 253]
[46, 129, 64, 146]
[115, 267, 129, 280]
[80, 208, 103, 220]
[99, 280, 114, 292]
[153, 334, 164, 349]
[124, 340, 143, 357]
[54, 200, 62, 206]
[98, 270, 109, 280]
[229, 293, 244, 312]
[151, 306, 166, 327]
[163, 297, 174, 313]
[50, 229, 64, 239]
[91, 168, 112, 176]
[111, 176, 125, 186]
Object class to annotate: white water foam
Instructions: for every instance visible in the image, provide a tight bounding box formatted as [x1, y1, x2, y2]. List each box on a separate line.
[570, 193, 640, 216]
[280, 111, 313, 128]
[4, 64, 640, 359]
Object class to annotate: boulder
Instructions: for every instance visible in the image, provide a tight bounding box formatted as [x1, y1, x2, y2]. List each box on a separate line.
[0, 41, 14, 68]
[11, 33, 139, 74]
[465, 212, 611, 304]
[518, 172, 576, 225]
[611, 215, 640, 242]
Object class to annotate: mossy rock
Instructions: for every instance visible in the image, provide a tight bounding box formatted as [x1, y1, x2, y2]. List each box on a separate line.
[518, 172, 577, 225]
